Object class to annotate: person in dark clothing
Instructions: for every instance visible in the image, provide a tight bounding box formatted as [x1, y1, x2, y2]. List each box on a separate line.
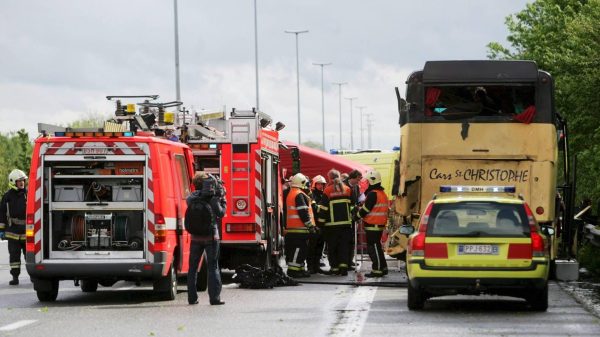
[356, 170, 389, 278]
[0, 169, 28, 285]
[344, 169, 363, 269]
[307, 175, 327, 274]
[318, 169, 353, 276]
[187, 173, 226, 305]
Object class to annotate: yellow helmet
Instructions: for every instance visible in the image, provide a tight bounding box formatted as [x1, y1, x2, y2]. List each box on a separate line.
[365, 170, 382, 185]
[290, 173, 309, 189]
[8, 169, 27, 185]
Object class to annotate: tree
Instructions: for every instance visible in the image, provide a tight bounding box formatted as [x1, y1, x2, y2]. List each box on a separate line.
[68, 113, 111, 128]
[301, 140, 325, 151]
[488, 0, 600, 201]
[0, 130, 34, 191]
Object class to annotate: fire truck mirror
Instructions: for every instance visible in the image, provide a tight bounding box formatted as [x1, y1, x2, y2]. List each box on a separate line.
[291, 148, 300, 160]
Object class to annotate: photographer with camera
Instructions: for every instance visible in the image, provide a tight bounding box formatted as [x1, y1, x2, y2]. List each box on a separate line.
[186, 173, 227, 305]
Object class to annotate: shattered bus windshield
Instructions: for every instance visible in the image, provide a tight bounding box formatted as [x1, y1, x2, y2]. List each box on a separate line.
[425, 84, 535, 119]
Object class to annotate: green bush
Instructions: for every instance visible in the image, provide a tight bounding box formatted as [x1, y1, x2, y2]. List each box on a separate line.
[578, 243, 600, 277]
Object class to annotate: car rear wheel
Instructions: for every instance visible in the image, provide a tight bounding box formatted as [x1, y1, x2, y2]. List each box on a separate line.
[527, 283, 548, 311]
[80, 279, 98, 292]
[407, 281, 425, 310]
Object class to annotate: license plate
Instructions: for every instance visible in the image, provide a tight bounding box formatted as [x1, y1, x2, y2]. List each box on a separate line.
[458, 244, 499, 255]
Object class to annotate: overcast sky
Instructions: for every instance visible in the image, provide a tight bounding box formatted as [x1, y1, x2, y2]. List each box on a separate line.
[0, 0, 529, 150]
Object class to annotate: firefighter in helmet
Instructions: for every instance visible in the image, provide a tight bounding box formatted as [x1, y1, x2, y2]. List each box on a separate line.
[317, 169, 353, 276]
[0, 169, 29, 285]
[284, 173, 316, 278]
[307, 175, 327, 274]
[355, 170, 389, 277]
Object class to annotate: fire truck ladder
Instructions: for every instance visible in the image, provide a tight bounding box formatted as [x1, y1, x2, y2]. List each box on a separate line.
[230, 122, 252, 216]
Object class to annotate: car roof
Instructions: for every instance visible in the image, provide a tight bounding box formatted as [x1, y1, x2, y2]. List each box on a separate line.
[432, 193, 524, 205]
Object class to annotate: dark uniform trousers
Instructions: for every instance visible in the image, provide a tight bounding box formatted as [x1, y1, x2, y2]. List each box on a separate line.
[323, 226, 352, 271]
[285, 233, 310, 271]
[365, 228, 387, 273]
[9, 239, 26, 278]
[306, 231, 325, 272]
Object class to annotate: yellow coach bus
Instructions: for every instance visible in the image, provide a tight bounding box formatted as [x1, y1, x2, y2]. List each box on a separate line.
[387, 60, 572, 267]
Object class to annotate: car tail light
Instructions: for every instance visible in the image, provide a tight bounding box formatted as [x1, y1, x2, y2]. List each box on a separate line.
[155, 214, 166, 243]
[408, 202, 433, 257]
[525, 204, 546, 257]
[226, 223, 255, 233]
[409, 233, 426, 256]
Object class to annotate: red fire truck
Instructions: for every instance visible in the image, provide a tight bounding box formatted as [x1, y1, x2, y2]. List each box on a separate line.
[181, 109, 285, 269]
[25, 96, 204, 302]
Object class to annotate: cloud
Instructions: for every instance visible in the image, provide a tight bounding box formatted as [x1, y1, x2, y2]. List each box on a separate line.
[0, 0, 529, 151]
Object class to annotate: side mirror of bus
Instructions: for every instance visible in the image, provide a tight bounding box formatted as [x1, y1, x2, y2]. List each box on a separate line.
[541, 225, 555, 236]
[396, 87, 408, 125]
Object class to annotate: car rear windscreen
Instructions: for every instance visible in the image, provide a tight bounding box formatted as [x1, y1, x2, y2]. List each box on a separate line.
[428, 202, 529, 237]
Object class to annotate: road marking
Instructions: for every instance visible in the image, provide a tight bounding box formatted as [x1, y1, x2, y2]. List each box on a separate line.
[0, 320, 37, 331]
[330, 286, 377, 337]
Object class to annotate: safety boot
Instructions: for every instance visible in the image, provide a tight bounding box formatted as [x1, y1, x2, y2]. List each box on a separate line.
[9, 276, 19, 286]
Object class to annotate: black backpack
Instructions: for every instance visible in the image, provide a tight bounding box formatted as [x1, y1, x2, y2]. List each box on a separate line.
[184, 198, 215, 236]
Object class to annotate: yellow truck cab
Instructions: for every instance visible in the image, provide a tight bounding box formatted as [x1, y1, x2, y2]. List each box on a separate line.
[404, 185, 551, 311]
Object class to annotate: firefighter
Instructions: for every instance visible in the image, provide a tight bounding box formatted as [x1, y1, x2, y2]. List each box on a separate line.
[343, 169, 363, 269]
[356, 170, 389, 277]
[284, 173, 316, 278]
[0, 169, 28, 285]
[318, 169, 353, 276]
[307, 175, 327, 274]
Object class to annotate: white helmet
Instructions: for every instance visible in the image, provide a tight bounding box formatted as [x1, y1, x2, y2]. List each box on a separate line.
[290, 173, 309, 189]
[365, 170, 382, 186]
[8, 169, 27, 185]
[311, 175, 326, 188]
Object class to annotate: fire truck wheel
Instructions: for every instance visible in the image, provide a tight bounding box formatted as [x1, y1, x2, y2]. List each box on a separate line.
[154, 264, 178, 301]
[36, 280, 59, 302]
[197, 262, 208, 292]
[80, 280, 99, 292]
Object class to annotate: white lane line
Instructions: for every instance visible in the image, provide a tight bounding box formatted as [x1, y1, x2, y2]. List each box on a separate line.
[330, 286, 377, 337]
[0, 320, 37, 331]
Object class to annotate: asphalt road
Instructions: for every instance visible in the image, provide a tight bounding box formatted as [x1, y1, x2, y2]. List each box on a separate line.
[1, 241, 599, 337]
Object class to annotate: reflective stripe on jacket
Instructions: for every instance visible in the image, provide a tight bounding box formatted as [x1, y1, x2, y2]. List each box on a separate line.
[360, 189, 389, 227]
[286, 187, 314, 233]
[318, 184, 352, 226]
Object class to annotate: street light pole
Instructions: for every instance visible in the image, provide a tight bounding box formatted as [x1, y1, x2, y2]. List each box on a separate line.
[357, 106, 366, 149]
[313, 62, 331, 150]
[365, 113, 374, 149]
[253, 0, 260, 110]
[173, 0, 181, 102]
[332, 82, 347, 149]
[345, 97, 357, 150]
[285, 30, 309, 144]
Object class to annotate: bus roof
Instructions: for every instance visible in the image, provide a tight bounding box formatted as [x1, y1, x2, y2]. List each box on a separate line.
[422, 60, 540, 83]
